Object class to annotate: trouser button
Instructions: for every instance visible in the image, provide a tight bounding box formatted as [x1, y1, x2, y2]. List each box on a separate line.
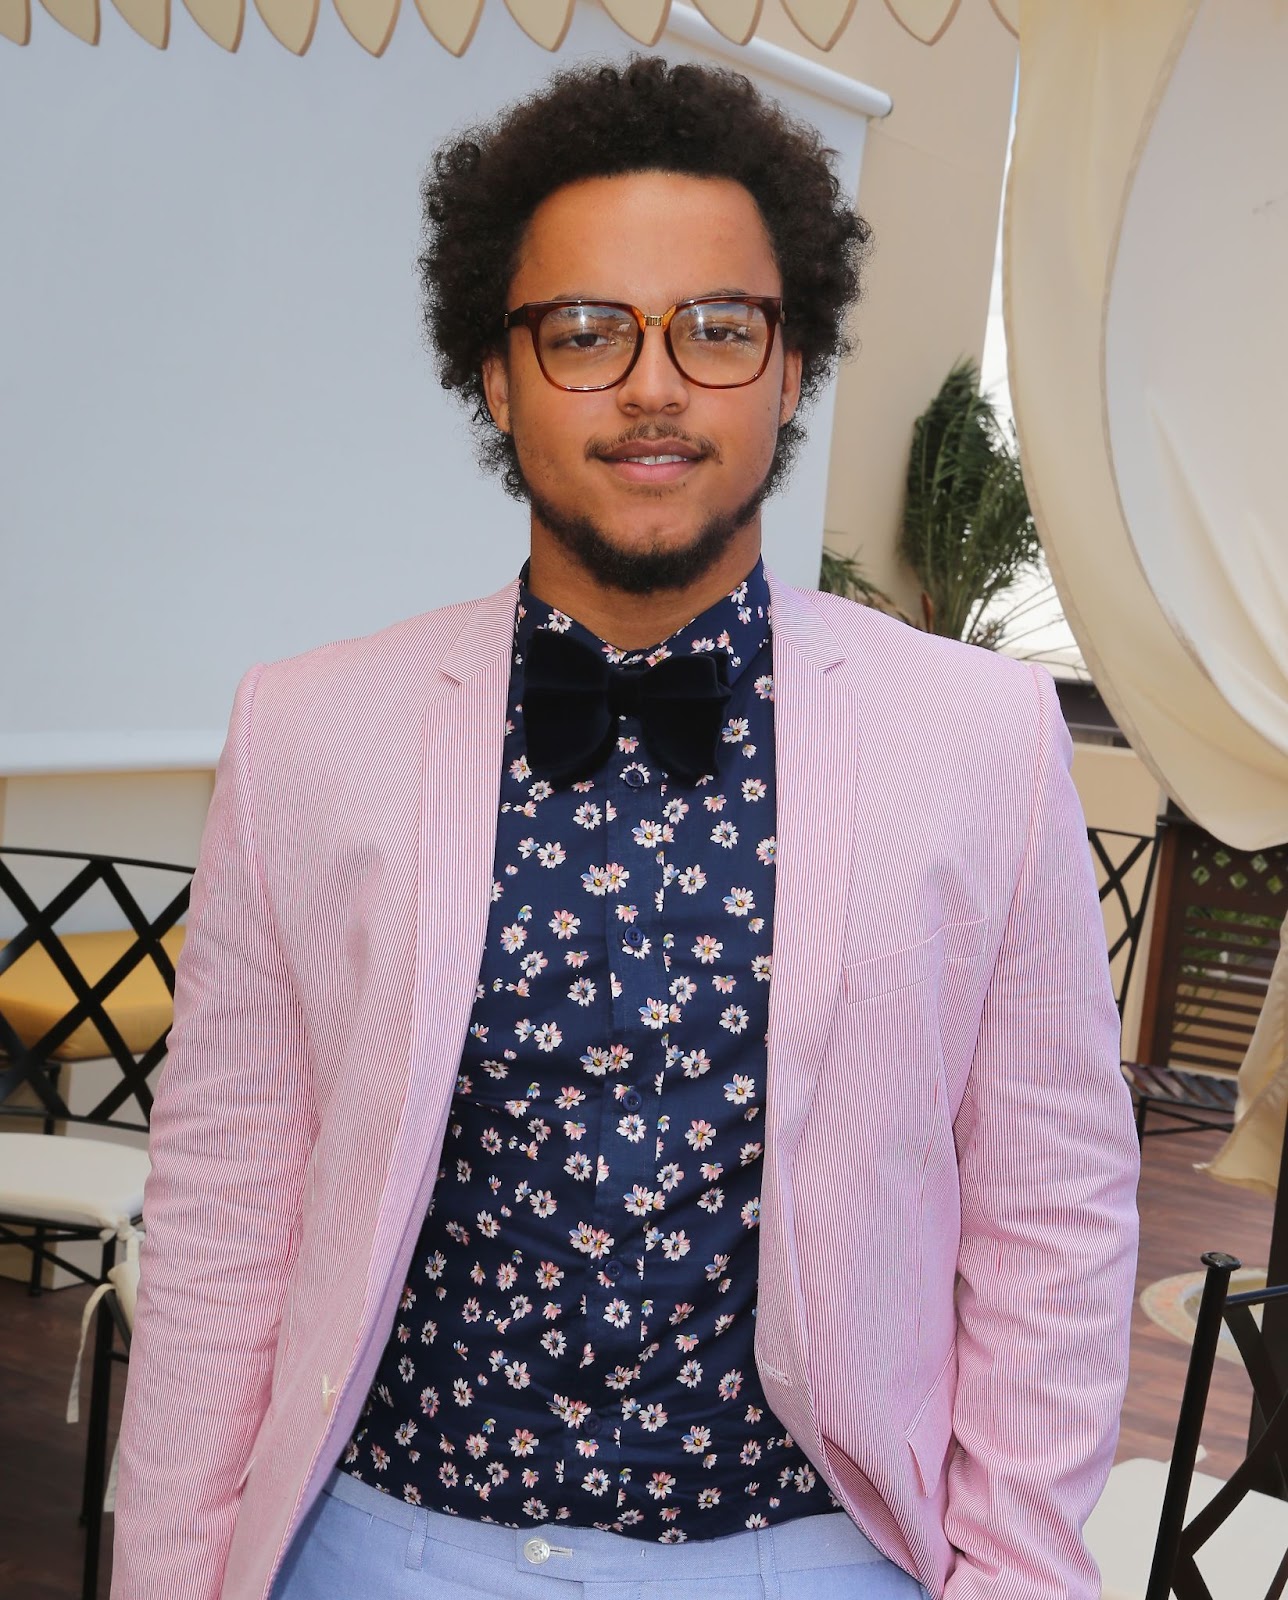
[523, 1537, 552, 1564]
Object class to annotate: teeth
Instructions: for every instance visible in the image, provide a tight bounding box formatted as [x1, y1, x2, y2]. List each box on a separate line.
[631, 455, 687, 465]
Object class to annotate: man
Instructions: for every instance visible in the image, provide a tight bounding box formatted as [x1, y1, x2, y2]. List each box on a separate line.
[114, 57, 1139, 1600]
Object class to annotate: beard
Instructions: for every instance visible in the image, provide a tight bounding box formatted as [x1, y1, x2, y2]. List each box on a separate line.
[513, 419, 802, 597]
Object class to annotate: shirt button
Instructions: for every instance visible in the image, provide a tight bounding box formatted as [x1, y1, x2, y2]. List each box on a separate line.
[604, 1258, 622, 1282]
[584, 1414, 602, 1438]
[624, 927, 644, 948]
[622, 1088, 643, 1112]
[524, 1537, 552, 1564]
[623, 768, 646, 789]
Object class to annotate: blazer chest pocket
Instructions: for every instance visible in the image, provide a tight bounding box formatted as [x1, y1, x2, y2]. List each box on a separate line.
[842, 918, 985, 1004]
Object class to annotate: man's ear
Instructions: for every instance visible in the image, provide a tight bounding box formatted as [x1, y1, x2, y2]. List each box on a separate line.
[482, 349, 512, 435]
[779, 345, 803, 428]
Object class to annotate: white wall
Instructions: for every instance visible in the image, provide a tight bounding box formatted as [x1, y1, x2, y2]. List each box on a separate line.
[0, 1, 880, 775]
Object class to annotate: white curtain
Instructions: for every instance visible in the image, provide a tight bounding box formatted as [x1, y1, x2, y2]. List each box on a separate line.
[1005, 0, 1288, 853]
[1007, 0, 1288, 1193]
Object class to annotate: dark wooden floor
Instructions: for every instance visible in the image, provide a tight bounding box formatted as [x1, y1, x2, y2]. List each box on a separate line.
[0, 1128, 1274, 1599]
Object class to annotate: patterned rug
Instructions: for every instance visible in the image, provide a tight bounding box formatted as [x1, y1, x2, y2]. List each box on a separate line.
[1140, 1267, 1267, 1363]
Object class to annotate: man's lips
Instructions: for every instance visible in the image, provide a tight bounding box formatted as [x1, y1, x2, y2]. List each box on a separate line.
[595, 441, 707, 485]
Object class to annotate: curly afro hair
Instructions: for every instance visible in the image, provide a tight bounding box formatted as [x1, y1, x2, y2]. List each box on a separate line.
[420, 56, 873, 497]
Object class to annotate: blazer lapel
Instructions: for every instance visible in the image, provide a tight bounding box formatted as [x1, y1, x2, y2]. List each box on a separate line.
[755, 571, 859, 1461]
[316, 582, 519, 1494]
[764, 571, 857, 1156]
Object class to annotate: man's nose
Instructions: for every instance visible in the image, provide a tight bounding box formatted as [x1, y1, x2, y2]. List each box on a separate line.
[615, 325, 690, 416]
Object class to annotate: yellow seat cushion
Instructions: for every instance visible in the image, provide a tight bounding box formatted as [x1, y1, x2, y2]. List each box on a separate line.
[0, 927, 185, 1060]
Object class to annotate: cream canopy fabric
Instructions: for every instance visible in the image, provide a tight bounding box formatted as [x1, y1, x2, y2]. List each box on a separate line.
[0, 0, 1017, 52]
[1006, 0, 1288, 853]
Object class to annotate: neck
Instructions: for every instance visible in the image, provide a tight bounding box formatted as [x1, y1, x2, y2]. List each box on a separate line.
[526, 526, 763, 650]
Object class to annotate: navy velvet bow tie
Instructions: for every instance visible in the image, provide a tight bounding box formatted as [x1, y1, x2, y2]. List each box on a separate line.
[521, 628, 732, 786]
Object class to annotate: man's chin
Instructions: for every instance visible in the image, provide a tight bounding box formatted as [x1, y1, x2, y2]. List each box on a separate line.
[525, 483, 769, 597]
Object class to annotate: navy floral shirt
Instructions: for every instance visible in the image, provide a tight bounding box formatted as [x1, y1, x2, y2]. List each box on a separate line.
[342, 560, 837, 1540]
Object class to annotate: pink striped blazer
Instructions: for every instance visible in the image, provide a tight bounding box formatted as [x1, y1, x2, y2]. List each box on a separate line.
[112, 572, 1139, 1600]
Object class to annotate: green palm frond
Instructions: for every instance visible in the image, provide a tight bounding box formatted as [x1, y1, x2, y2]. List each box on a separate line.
[899, 359, 1040, 647]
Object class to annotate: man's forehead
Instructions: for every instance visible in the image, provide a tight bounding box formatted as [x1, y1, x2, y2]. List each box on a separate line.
[510, 172, 780, 299]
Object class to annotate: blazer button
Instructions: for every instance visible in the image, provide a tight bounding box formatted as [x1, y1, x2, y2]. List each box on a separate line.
[523, 1537, 552, 1564]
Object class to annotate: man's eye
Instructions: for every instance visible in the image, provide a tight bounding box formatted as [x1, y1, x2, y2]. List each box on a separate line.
[695, 324, 753, 345]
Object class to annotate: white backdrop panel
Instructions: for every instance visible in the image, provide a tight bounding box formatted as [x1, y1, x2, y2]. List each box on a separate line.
[0, 2, 874, 770]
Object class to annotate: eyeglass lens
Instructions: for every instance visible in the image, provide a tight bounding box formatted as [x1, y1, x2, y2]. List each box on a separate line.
[536, 301, 771, 389]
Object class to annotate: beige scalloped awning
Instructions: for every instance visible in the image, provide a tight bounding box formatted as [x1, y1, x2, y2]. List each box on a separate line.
[0, 0, 1016, 55]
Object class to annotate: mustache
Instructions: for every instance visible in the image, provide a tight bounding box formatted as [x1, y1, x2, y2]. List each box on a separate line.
[585, 426, 722, 464]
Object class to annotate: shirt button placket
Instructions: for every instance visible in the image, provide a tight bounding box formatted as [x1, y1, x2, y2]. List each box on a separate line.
[591, 716, 664, 1439]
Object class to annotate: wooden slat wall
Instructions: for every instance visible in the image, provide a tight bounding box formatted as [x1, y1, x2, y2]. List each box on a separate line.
[1137, 810, 1288, 1075]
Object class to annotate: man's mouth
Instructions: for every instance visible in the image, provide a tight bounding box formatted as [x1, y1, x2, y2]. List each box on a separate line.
[594, 438, 710, 485]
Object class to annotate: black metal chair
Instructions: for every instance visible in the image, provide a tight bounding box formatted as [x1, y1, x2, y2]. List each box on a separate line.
[0, 848, 191, 1592]
[67, 1251, 136, 1600]
[1145, 1252, 1288, 1599]
[1086, 824, 1242, 1141]
[1085, 1253, 1288, 1597]
[0, 846, 192, 1291]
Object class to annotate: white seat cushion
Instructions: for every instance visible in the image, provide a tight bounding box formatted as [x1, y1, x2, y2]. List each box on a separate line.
[0, 1132, 148, 1232]
[1087, 1456, 1288, 1599]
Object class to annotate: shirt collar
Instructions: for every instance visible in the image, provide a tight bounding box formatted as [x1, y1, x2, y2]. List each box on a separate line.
[514, 558, 772, 689]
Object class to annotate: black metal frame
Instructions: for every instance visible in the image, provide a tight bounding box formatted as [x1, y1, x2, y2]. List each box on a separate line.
[0, 846, 192, 1289]
[1146, 1252, 1288, 1600]
[1087, 825, 1242, 1141]
[80, 1284, 132, 1600]
[1090, 826, 1162, 1016]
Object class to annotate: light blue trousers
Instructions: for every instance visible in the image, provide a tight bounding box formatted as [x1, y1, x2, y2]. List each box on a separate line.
[271, 1469, 932, 1600]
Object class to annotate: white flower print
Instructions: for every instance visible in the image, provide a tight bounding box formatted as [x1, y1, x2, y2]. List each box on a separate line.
[581, 862, 629, 895]
[632, 820, 671, 848]
[723, 887, 755, 916]
[567, 977, 596, 1006]
[676, 865, 706, 894]
[573, 802, 602, 830]
[720, 1005, 750, 1035]
[756, 837, 776, 866]
[754, 673, 773, 699]
[722, 718, 749, 744]
[568, 1223, 614, 1259]
[724, 1074, 755, 1104]
[681, 1049, 713, 1078]
[549, 908, 580, 939]
[500, 923, 527, 953]
[537, 841, 566, 868]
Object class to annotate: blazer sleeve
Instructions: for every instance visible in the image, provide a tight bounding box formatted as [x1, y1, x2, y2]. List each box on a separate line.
[112, 664, 315, 1600]
[943, 666, 1140, 1599]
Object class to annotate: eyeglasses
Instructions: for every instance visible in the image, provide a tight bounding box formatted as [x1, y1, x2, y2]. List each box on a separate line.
[502, 296, 785, 392]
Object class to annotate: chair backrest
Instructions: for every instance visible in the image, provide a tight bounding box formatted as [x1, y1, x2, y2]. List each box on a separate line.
[0, 847, 194, 1134]
[1087, 825, 1163, 1018]
[1147, 1251, 1288, 1600]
